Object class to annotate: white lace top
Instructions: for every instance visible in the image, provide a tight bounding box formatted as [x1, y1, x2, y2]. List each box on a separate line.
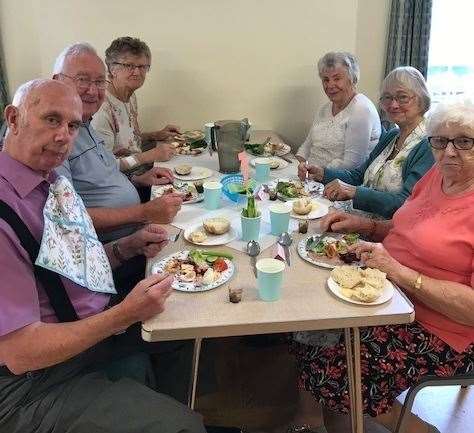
[296, 93, 381, 169]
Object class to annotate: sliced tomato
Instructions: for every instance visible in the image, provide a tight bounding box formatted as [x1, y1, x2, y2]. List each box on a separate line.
[213, 258, 228, 272]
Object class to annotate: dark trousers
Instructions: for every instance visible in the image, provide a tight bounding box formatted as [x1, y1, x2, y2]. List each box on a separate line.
[0, 342, 205, 433]
[111, 255, 194, 404]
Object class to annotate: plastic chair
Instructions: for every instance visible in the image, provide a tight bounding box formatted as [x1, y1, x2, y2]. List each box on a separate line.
[395, 373, 474, 433]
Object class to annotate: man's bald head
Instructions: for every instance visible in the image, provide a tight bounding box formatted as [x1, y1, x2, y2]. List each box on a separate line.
[4, 79, 83, 176]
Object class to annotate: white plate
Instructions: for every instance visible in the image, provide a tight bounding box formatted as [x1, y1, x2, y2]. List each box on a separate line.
[327, 276, 394, 306]
[184, 223, 238, 246]
[174, 166, 213, 181]
[289, 198, 329, 220]
[152, 250, 234, 292]
[297, 234, 360, 269]
[250, 157, 289, 171]
[151, 183, 204, 204]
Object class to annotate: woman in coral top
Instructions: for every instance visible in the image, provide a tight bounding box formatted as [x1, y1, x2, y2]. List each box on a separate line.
[290, 100, 474, 433]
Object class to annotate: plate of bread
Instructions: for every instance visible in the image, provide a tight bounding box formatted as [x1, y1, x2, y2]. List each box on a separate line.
[249, 157, 288, 170]
[184, 217, 237, 246]
[290, 197, 329, 220]
[174, 165, 213, 181]
[328, 265, 394, 305]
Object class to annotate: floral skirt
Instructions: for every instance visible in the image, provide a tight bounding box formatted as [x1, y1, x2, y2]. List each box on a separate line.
[290, 321, 474, 417]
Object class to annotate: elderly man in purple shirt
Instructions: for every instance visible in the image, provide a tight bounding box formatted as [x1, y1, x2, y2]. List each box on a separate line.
[0, 79, 205, 433]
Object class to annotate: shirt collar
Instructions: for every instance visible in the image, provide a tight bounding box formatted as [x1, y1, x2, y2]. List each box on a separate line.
[0, 153, 57, 199]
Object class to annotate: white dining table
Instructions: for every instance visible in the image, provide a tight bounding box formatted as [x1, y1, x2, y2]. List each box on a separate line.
[143, 131, 415, 433]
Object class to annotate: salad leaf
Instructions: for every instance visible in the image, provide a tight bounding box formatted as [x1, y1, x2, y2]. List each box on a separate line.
[342, 233, 359, 245]
[189, 249, 234, 263]
[276, 181, 299, 198]
[244, 143, 264, 155]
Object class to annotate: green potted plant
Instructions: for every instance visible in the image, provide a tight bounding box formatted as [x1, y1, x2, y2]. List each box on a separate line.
[241, 189, 261, 241]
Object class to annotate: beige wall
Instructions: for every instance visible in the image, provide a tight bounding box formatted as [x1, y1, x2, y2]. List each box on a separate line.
[0, 0, 389, 146]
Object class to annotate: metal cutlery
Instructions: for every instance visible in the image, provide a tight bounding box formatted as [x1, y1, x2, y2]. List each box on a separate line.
[277, 232, 293, 266]
[169, 228, 183, 242]
[246, 240, 260, 277]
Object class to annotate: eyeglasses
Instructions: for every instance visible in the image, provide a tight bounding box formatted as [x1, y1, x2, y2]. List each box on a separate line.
[112, 62, 151, 73]
[428, 136, 474, 150]
[379, 94, 415, 106]
[59, 73, 108, 90]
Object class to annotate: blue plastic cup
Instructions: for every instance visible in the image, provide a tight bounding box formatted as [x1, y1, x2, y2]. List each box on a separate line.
[203, 181, 222, 210]
[256, 258, 285, 301]
[269, 203, 291, 235]
[241, 214, 261, 241]
[254, 157, 271, 182]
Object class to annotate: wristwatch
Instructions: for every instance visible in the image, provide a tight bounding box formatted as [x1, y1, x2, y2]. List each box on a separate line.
[413, 273, 423, 291]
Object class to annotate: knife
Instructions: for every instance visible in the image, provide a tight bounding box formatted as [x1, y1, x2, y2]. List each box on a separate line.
[279, 154, 293, 164]
[283, 245, 291, 266]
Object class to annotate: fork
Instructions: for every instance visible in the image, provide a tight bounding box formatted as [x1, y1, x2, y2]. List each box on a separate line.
[168, 228, 183, 242]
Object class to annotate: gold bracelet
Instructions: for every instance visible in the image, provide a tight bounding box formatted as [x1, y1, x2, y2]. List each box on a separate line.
[413, 273, 423, 291]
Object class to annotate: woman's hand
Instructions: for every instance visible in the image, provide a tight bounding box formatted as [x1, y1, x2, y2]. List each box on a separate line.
[146, 143, 176, 162]
[320, 211, 371, 234]
[119, 224, 170, 259]
[348, 241, 401, 278]
[298, 162, 324, 182]
[150, 124, 181, 141]
[323, 179, 356, 201]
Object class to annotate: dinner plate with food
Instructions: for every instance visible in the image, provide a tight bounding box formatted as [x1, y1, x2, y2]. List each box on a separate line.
[151, 182, 203, 204]
[170, 130, 207, 156]
[297, 232, 360, 268]
[327, 265, 394, 305]
[245, 141, 291, 157]
[289, 197, 329, 220]
[184, 217, 237, 246]
[249, 157, 288, 171]
[152, 249, 235, 292]
[173, 164, 213, 181]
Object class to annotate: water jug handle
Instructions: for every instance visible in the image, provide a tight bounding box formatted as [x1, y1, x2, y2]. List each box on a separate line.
[241, 118, 250, 141]
[210, 125, 219, 152]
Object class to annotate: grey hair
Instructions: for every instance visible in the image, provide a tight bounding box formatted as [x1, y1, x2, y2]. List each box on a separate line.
[52, 42, 98, 74]
[381, 66, 431, 114]
[317, 52, 360, 85]
[427, 99, 474, 135]
[11, 79, 51, 107]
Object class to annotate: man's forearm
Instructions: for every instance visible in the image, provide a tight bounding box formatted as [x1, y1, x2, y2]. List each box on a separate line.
[1, 305, 132, 374]
[87, 206, 145, 230]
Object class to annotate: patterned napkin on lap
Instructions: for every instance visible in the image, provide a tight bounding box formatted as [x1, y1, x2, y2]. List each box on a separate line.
[36, 176, 117, 294]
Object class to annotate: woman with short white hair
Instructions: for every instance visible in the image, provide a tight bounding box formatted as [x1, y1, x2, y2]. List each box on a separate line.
[296, 51, 381, 169]
[290, 99, 474, 433]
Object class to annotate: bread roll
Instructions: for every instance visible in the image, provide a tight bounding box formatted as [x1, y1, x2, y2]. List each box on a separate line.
[175, 164, 192, 175]
[190, 230, 207, 243]
[331, 265, 362, 289]
[292, 197, 313, 215]
[203, 217, 230, 235]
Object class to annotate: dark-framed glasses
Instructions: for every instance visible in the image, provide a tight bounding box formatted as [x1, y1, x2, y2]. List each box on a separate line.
[428, 136, 474, 150]
[59, 73, 108, 90]
[112, 62, 151, 73]
[379, 94, 415, 106]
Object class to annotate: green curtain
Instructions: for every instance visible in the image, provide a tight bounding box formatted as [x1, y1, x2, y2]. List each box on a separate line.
[0, 48, 8, 115]
[385, 0, 433, 78]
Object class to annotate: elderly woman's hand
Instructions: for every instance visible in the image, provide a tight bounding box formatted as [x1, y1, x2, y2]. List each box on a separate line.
[132, 167, 174, 187]
[150, 124, 181, 141]
[348, 241, 401, 277]
[149, 143, 176, 162]
[298, 162, 324, 182]
[320, 211, 369, 233]
[323, 179, 356, 201]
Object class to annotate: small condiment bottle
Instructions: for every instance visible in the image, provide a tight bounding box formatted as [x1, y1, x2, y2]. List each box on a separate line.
[298, 220, 309, 234]
[269, 190, 277, 201]
[194, 181, 204, 193]
[228, 287, 243, 303]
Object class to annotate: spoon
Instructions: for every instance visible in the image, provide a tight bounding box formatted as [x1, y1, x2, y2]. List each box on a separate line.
[278, 232, 293, 266]
[246, 240, 261, 277]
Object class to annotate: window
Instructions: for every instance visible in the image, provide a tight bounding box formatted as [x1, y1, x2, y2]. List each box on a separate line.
[427, 0, 474, 104]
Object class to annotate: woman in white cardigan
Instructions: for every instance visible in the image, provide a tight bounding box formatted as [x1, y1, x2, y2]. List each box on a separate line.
[296, 52, 381, 170]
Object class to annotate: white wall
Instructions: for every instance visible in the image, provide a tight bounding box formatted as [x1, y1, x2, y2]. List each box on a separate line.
[0, 0, 389, 146]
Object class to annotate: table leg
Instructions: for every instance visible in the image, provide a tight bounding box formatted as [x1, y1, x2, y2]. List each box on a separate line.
[344, 329, 356, 433]
[352, 327, 364, 433]
[187, 337, 202, 410]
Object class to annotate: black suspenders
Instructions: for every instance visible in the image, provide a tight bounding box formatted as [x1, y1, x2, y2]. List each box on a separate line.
[0, 200, 78, 322]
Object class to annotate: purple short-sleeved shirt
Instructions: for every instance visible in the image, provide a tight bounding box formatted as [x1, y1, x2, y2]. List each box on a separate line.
[0, 153, 110, 339]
